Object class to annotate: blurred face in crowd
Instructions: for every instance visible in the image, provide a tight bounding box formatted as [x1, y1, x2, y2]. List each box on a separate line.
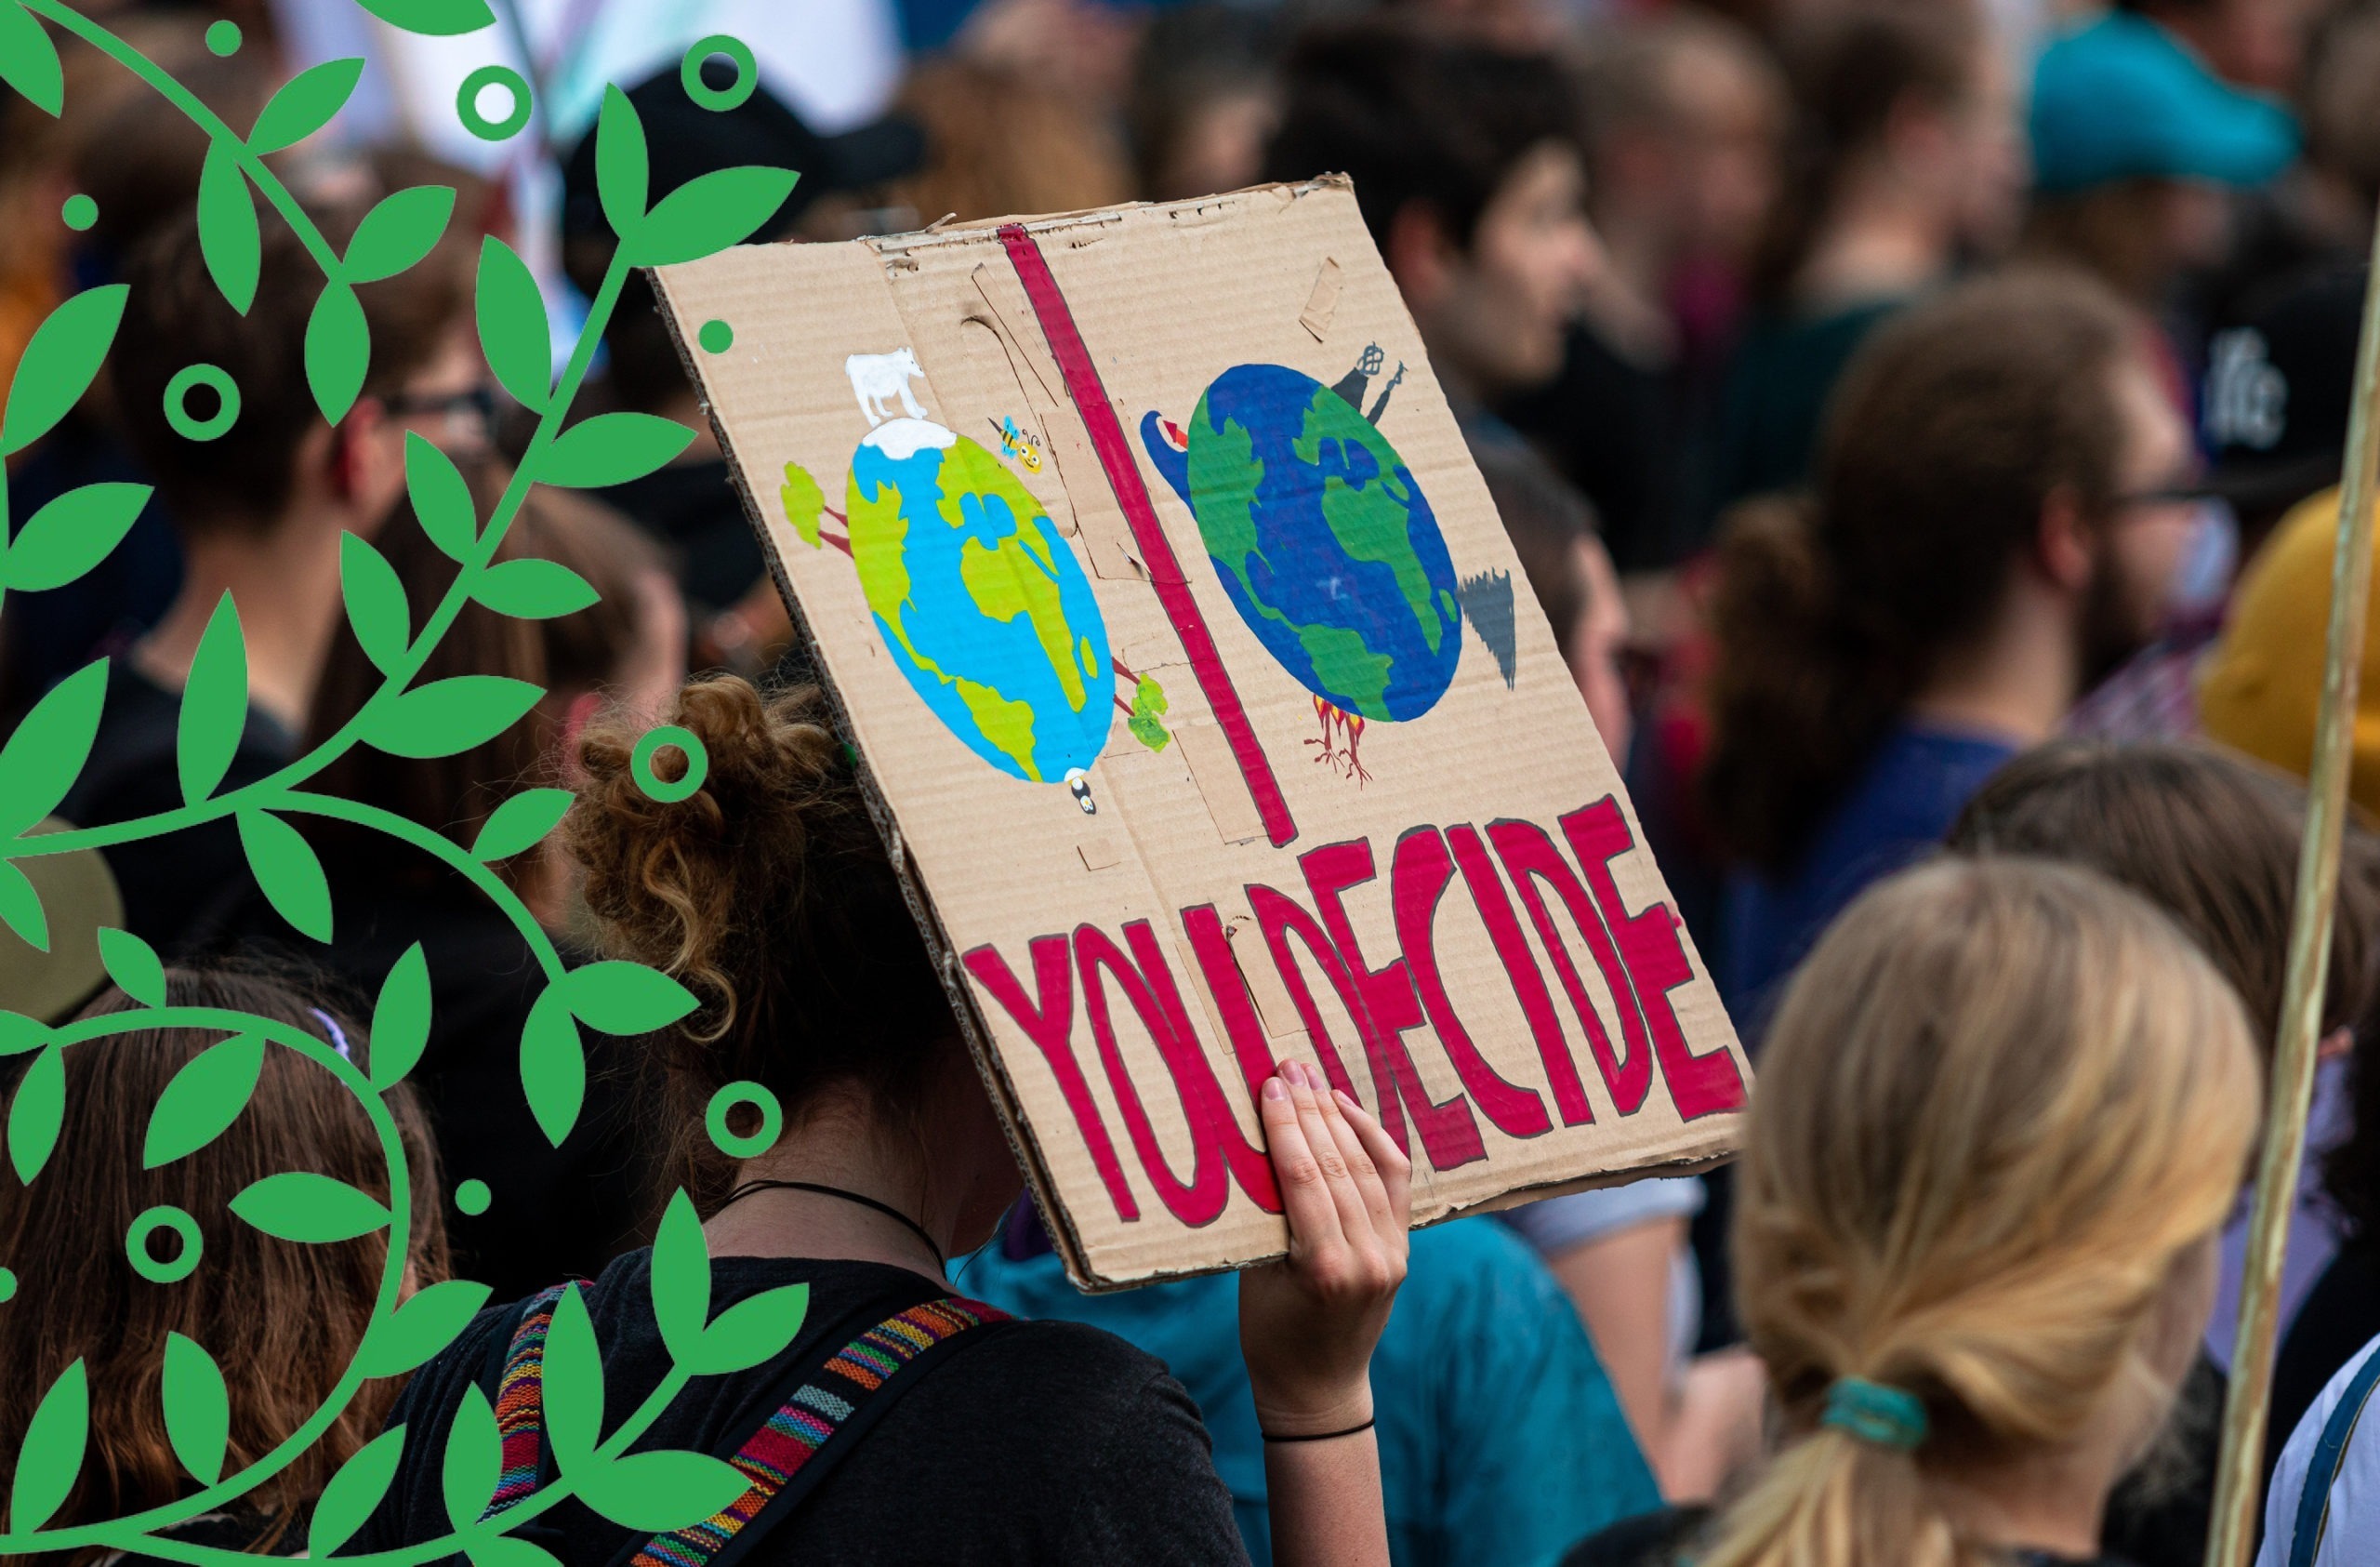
[2081, 352, 2200, 679]
[326, 324, 494, 538]
[1395, 139, 1600, 397]
[1945, 46, 2027, 257]
[2148, 0, 2311, 94]
[1615, 40, 1780, 267]
[1570, 535, 1633, 761]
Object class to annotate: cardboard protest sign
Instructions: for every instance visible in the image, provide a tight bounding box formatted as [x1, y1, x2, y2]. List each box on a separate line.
[650, 178, 1750, 1288]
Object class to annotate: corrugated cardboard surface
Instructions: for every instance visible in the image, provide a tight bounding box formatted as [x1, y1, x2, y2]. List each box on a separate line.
[653, 179, 1750, 1289]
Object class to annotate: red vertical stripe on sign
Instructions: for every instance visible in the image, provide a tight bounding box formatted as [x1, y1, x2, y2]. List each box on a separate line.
[997, 222, 1297, 848]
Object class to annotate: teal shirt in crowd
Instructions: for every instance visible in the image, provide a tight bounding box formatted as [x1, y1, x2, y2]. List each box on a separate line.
[960, 1215, 1659, 1567]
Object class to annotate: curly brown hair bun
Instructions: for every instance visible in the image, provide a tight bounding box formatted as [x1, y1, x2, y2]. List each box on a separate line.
[568, 677, 955, 1190]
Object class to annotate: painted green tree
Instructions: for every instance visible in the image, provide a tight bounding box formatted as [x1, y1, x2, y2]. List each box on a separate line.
[0, 4, 801, 1559]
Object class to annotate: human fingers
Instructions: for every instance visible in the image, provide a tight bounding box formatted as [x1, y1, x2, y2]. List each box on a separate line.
[1285, 1062, 1375, 1263]
[1260, 1067, 1346, 1257]
[1319, 1085, 1402, 1245]
[1331, 1088, 1411, 1228]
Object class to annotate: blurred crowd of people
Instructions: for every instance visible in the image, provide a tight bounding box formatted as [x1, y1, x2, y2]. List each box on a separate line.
[13, 0, 2380, 1563]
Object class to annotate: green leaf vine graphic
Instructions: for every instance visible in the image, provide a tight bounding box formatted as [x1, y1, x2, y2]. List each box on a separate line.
[0, 6, 797, 1559]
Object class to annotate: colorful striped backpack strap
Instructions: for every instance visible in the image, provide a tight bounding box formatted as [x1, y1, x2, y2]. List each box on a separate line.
[620, 1295, 1013, 1567]
[482, 1281, 575, 1521]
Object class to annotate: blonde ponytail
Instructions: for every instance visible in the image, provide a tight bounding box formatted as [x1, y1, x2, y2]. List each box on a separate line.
[1703, 858, 2260, 1567]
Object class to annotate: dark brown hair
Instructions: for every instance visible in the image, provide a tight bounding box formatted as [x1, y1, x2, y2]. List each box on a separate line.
[1476, 443, 1594, 667]
[109, 209, 469, 535]
[567, 677, 956, 1203]
[0, 967, 445, 1560]
[1945, 740, 2380, 1068]
[306, 463, 669, 873]
[1265, 20, 1581, 256]
[1751, 0, 1982, 304]
[1699, 267, 2140, 873]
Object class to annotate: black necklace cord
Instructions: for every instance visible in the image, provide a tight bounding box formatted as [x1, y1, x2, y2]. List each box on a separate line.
[718, 1178, 946, 1269]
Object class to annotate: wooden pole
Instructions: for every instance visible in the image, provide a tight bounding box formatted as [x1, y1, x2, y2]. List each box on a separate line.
[2204, 213, 2380, 1567]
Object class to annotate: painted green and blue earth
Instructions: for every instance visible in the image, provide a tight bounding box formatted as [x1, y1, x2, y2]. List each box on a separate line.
[1139, 362, 1474, 740]
[840, 418, 1113, 792]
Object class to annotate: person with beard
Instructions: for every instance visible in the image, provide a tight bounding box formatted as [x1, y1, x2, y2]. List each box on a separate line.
[1699, 267, 2197, 1044]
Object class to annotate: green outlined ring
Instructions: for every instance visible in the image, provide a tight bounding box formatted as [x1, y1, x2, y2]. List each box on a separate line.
[681, 34, 758, 112]
[458, 64, 533, 140]
[633, 725, 708, 803]
[127, 1205, 203, 1283]
[164, 364, 238, 441]
[707, 1081, 782, 1158]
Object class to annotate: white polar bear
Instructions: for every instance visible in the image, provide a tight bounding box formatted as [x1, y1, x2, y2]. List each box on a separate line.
[846, 348, 928, 426]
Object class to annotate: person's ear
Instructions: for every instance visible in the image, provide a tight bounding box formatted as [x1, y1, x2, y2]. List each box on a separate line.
[1385, 201, 1461, 312]
[2036, 485, 2095, 593]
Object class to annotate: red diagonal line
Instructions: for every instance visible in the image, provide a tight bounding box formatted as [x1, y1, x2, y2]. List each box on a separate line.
[997, 223, 1296, 847]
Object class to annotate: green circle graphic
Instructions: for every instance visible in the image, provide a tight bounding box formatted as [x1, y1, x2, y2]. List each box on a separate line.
[456, 1177, 491, 1215]
[458, 64, 533, 141]
[632, 725, 709, 803]
[127, 1206, 203, 1284]
[0, 1266, 15, 1303]
[681, 34, 758, 112]
[164, 364, 239, 441]
[698, 318, 734, 353]
[205, 19, 240, 55]
[707, 1081, 783, 1158]
[61, 193, 97, 232]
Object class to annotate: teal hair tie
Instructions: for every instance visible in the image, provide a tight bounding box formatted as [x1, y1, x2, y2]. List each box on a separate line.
[1821, 1378, 1928, 1450]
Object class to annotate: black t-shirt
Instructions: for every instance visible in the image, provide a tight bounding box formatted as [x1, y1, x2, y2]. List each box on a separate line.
[57, 660, 296, 956]
[1561, 1505, 2140, 1567]
[359, 1249, 1250, 1566]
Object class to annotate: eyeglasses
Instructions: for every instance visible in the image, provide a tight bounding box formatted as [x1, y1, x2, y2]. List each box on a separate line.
[384, 385, 498, 443]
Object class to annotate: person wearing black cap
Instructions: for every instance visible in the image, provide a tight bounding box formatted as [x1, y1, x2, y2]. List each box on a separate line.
[557, 57, 923, 675]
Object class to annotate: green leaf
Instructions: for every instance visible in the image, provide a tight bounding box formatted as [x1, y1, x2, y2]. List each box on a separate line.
[346, 184, 455, 283]
[365, 675, 543, 760]
[0, 1010, 44, 1055]
[196, 144, 258, 315]
[248, 58, 364, 153]
[469, 1537, 562, 1567]
[1, 284, 127, 456]
[594, 85, 648, 240]
[178, 592, 248, 805]
[404, 432, 477, 560]
[9, 1359, 86, 1533]
[562, 961, 698, 1034]
[0, 859, 46, 951]
[162, 1333, 230, 1483]
[520, 985, 582, 1147]
[5, 482, 151, 592]
[230, 1171, 390, 1242]
[354, 0, 495, 36]
[0, 657, 106, 837]
[369, 943, 430, 1090]
[238, 810, 333, 942]
[143, 1031, 264, 1168]
[307, 278, 370, 424]
[472, 788, 573, 862]
[634, 167, 801, 267]
[543, 1283, 602, 1468]
[8, 1041, 61, 1183]
[442, 1383, 499, 1532]
[0, 0, 64, 116]
[473, 557, 597, 619]
[581, 1449, 748, 1533]
[357, 1278, 490, 1377]
[475, 236, 549, 413]
[780, 461, 824, 549]
[99, 925, 164, 1005]
[340, 532, 410, 674]
[650, 1189, 709, 1366]
[690, 1281, 810, 1375]
[538, 412, 694, 489]
[310, 1423, 406, 1557]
